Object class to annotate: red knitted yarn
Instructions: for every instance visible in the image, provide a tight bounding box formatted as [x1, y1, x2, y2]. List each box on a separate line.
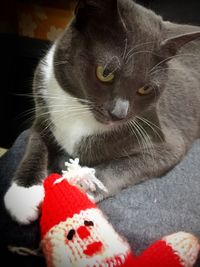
[136, 240, 184, 267]
[40, 174, 199, 267]
[40, 173, 96, 238]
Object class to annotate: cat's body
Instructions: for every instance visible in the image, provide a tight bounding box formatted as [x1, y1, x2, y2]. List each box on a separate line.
[4, 0, 200, 224]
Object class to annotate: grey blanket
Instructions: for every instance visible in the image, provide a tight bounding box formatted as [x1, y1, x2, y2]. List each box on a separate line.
[0, 130, 200, 266]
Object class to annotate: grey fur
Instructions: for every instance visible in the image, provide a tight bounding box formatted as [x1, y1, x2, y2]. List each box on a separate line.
[5, 0, 200, 204]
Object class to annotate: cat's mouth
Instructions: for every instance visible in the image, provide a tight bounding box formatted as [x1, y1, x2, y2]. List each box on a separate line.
[93, 108, 133, 126]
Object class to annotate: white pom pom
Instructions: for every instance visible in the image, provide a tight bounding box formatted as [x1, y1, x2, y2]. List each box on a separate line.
[55, 158, 107, 195]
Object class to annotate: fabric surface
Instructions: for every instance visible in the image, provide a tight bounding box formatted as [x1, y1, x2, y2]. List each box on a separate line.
[0, 130, 200, 266]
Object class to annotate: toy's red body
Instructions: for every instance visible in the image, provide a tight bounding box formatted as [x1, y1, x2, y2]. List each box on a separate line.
[40, 174, 199, 267]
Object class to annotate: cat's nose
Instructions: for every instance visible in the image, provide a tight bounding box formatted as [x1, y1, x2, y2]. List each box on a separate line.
[108, 99, 129, 121]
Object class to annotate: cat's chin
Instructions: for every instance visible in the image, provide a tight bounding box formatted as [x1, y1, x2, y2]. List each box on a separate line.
[96, 117, 127, 128]
[93, 112, 133, 128]
[106, 121, 123, 127]
[93, 110, 130, 127]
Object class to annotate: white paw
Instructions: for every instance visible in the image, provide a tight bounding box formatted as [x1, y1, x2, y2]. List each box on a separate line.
[4, 183, 44, 225]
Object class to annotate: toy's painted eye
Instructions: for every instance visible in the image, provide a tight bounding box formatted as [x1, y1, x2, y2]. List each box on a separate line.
[67, 229, 75, 240]
[96, 66, 114, 82]
[84, 220, 94, 227]
[137, 85, 153, 95]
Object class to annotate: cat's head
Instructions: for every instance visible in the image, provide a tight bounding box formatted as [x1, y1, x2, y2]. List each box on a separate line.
[54, 0, 200, 125]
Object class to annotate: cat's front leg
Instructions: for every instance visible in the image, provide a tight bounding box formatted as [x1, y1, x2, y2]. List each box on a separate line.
[92, 138, 186, 202]
[4, 130, 48, 224]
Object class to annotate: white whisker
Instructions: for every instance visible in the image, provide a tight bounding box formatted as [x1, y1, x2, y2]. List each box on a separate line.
[149, 53, 199, 74]
[136, 116, 163, 142]
[125, 50, 159, 64]
[125, 41, 155, 60]
[54, 60, 69, 66]
[127, 121, 142, 151]
[149, 67, 186, 77]
[122, 38, 128, 60]
[19, 93, 93, 105]
[129, 120, 147, 161]
[134, 119, 156, 171]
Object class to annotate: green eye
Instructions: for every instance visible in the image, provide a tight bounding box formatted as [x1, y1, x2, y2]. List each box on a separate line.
[96, 66, 114, 82]
[138, 85, 153, 95]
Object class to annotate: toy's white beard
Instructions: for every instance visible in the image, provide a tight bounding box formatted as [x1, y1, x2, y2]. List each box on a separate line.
[42, 208, 131, 267]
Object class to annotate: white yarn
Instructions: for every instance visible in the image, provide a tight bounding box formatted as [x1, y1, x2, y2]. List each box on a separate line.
[54, 158, 108, 200]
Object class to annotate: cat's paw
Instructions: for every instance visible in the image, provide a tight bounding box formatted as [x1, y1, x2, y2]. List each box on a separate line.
[62, 158, 108, 199]
[4, 183, 44, 225]
[87, 189, 108, 203]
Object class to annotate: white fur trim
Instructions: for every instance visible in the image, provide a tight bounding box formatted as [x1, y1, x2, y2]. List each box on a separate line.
[164, 232, 200, 267]
[4, 183, 44, 225]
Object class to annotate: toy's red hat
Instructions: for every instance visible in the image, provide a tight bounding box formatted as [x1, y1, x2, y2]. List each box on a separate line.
[40, 174, 96, 238]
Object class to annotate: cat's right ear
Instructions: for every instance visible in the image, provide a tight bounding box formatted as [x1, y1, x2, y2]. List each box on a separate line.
[159, 31, 200, 59]
[74, 0, 118, 31]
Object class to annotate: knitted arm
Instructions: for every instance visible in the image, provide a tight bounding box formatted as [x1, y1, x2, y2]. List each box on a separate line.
[40, 174, 200, 267]
[135, 232, 200, 267]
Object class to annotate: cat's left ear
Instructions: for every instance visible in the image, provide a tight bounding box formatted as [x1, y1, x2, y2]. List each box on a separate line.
[75, 0, 118, 15]
[74, 0, 120, 32]
[160, 31, 200, 58]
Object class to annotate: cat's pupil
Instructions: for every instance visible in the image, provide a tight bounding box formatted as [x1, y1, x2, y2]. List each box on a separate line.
[103, 68, 111, 77]
[144, 85, 150, 91]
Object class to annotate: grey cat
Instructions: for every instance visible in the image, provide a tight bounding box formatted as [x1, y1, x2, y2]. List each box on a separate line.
[4, 0, 200, 224]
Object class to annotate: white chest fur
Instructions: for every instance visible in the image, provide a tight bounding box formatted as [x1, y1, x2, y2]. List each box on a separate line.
[42, 46, 110, 155]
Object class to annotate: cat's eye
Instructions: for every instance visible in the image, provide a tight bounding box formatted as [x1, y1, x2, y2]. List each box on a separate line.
[137, 85, 153, 95]
[96, 66, 114, 83]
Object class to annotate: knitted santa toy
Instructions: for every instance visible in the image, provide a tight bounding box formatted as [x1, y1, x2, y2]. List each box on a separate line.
[40, 160, 200, 267]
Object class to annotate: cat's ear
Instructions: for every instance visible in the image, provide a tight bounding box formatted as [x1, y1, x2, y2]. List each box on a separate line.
[74, 0, 118, 31]
[75, 0, 117, 14]
[160, 31, 200, 58]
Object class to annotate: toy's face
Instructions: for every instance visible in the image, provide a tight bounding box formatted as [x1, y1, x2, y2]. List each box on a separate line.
[43, 208, 130, 267]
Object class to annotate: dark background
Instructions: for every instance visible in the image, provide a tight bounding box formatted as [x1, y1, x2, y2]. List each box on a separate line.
[0, 0, 200, 149]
